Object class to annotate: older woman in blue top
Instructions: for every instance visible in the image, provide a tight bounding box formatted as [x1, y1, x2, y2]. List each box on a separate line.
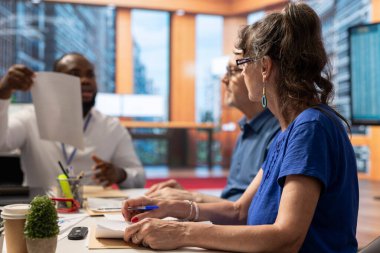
[122, 3, 359, 253]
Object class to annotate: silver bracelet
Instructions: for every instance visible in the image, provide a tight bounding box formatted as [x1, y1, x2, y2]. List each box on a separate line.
[181, 200, 193, 221]
[193, 202, 199, 221]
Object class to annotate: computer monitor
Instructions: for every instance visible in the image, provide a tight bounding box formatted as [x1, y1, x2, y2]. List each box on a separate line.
[349, 22, 380, 125]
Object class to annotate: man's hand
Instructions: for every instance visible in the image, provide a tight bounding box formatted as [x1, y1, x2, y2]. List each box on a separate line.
[91, 155, 127, 187]
[0, 65, 34, 99]
[146, 179, 184, 195]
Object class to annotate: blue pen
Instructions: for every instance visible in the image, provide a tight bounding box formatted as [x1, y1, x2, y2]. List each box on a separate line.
[127, 205, 159, 211]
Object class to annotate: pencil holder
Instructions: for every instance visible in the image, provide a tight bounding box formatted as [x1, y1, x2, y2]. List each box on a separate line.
[56, 177, 83, 210]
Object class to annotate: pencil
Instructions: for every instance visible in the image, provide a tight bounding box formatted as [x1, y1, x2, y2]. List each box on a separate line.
[58, 161, 69, 178]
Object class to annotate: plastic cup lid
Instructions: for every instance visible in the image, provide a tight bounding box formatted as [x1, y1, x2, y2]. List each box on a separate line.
[1, 204, 30, 220]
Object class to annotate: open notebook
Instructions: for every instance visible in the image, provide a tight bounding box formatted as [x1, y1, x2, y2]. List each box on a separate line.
[94, 214, 210, 239]
[89, 214, 133, 249]
[95, 214, 177, 239]
[89, 214, 211, 249]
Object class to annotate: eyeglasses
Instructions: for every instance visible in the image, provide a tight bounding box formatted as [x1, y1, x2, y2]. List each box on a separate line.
[236, 57, 258, 70]
[226, 66, 242, 77]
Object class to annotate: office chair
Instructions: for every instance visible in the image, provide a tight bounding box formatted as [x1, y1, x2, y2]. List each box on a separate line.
[0, 155, 23, 185]
[359, 236, 380, 253]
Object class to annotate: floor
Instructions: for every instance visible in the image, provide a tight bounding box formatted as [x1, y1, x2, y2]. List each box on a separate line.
[357, 180, 380, 248]
[145, 167, 380, 249]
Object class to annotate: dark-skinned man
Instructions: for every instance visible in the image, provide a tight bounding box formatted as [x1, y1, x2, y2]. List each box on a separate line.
[0, 53, 145, 190]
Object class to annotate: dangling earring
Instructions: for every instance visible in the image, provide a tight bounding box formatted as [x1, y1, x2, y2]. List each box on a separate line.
[261, 83, 267, 108]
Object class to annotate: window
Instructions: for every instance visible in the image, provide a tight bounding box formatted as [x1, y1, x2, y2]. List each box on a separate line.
[131, 9, 170, 121]
[131, 10, 170, 165]
[195, 15, 223, 123]
[247, 10, 265, 24]
[195, 15, 223, 166]
[0, 1, 115, 102]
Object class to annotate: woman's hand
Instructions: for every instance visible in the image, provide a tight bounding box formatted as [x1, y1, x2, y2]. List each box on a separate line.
[124, 218, 189, 250]
[122, 196, 171, 223]
[122, 196, 194, 223]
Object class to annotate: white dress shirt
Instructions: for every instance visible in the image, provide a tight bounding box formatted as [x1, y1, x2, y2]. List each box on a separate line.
[0, 99, 145, 190]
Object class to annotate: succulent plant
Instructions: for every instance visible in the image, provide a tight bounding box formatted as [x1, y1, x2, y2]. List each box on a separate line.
[24, 196, 59, 239]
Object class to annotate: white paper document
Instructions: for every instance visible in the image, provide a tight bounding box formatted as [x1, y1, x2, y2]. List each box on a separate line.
[87, 197, 123, 212]
[95, 215, 187, 239]
[58, 213, 88, 240]
[31, 72, 84, 149]
[95, 220, 130, 239]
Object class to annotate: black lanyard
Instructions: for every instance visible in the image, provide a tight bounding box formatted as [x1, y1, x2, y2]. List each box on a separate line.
[61, 113, 92, 166]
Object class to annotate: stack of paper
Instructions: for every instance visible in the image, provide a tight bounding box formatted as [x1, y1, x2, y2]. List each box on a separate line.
[87, 198, 122, 212]
[95, 220, 129, 239]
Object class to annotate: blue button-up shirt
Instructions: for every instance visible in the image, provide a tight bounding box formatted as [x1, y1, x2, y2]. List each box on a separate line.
[221, 109, 280, 201]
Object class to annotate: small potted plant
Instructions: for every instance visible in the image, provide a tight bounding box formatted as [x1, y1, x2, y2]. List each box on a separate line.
[24, 196, 59, 253]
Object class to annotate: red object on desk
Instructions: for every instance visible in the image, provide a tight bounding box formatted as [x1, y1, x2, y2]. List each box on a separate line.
[51, 197, 80, 213]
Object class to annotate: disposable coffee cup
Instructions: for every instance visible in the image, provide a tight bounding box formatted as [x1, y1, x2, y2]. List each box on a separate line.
[1, 204, 30, 253]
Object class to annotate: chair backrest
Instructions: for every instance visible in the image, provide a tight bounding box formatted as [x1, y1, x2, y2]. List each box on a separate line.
[359, 236, 380, 253]
[0, 154, 23, 185]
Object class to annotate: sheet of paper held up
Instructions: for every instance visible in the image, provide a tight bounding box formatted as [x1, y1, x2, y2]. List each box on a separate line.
[31, 72, 84, 149]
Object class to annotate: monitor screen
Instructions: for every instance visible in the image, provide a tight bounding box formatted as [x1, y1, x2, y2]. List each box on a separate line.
[349, 23, 380, 125]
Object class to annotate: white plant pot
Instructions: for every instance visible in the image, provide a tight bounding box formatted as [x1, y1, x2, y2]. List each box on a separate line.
[26, 236, 57, 253]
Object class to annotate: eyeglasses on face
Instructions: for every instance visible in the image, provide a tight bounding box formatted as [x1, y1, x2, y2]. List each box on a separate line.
[226, 66, 242, 77]
[236, 57, 258, 70]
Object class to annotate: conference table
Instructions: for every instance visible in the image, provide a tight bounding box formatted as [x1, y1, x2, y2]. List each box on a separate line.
[56, 188, 223, 253]
[2, 188, 223, 253]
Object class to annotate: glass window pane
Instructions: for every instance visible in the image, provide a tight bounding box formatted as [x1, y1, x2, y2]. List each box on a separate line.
[195, 15, 223, 167]
[195, 15, 223, 123]
[131, 10, 170, 165]
[131, 9, 170, 122]
[0, 1, 115, 103]
[247, 10, 265, 24]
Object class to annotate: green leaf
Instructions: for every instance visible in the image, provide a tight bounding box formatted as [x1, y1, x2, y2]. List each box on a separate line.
[24, 195, 59, 239]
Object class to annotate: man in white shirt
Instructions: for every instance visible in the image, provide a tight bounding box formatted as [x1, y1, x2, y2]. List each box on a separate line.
[0, 53, 145, 190]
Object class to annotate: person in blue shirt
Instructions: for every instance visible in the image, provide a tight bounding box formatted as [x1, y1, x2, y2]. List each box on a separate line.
[121, 3, 359, 252]
[145, 54, 279, 202]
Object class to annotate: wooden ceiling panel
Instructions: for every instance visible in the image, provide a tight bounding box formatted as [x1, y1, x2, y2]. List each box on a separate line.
[45, 0, 288, 16]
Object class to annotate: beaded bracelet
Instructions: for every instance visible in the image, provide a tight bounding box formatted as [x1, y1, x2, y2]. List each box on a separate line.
[181, 200, 193, 221]
[193, 202, 199, 221]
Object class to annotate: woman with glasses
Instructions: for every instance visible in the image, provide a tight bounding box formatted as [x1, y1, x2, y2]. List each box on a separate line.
[122, 3, 358, 253]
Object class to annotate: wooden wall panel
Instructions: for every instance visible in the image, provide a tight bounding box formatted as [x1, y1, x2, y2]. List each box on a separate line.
[170, 14, 196, 122]
[230, 0, 287, 14]
[115, 9, 133, 94]
[372, 0, 380, 22]
[354, 127, 380, 181]
[223, 16, 247, 55]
